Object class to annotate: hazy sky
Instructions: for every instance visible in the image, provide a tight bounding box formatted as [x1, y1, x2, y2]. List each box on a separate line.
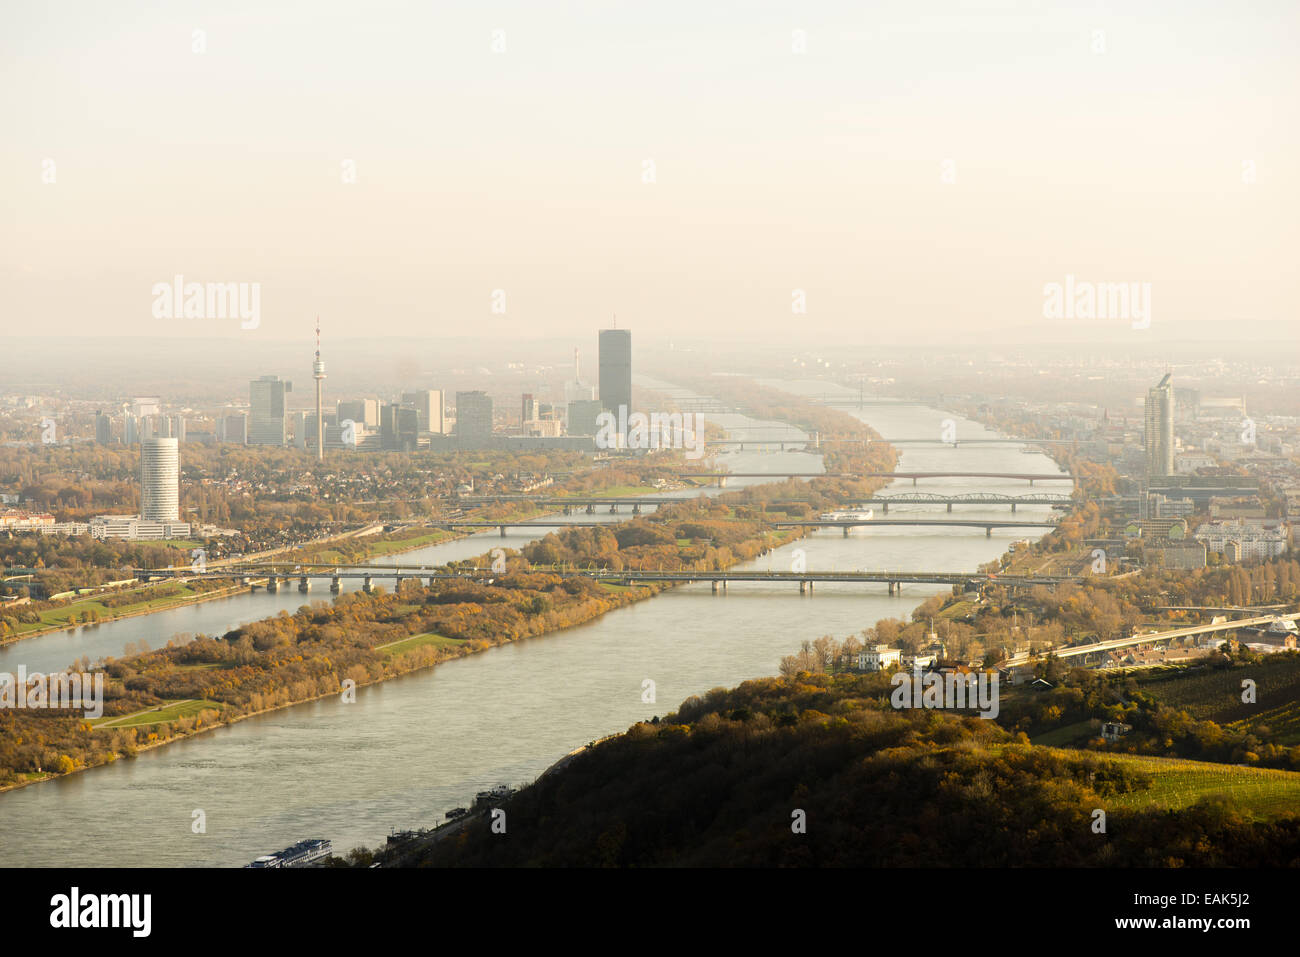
[2, 1, 1296, 345]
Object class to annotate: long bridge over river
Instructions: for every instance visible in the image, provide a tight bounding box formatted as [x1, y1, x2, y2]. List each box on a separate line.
[452, 492, 1074, 513]
[676, 470, 1074, 486]
[703, 436, 1079, 449]
[134, 562, 1081, 597]
[416, 516, 1059, 537]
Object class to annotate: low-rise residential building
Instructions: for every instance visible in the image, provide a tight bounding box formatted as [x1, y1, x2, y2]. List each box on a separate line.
[858, 645, 902, 671]
[1194, 519, 1289, 562]
[0, 510, 55, 530]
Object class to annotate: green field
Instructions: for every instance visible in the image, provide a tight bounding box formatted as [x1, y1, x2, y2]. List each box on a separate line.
[375, 632, 465, 657]
[938, 600, 980, 621]
[597, 582, 640, 594]
[5, 582, 222, 636]
[92, 698, 224, 730]
[1042, 747, 1300, 820]
[363, 531, 454, 556]
[1030, 720, 1097, 747]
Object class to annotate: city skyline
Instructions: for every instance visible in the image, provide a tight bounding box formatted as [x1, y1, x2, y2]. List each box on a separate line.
[2, 0, 1297, 915]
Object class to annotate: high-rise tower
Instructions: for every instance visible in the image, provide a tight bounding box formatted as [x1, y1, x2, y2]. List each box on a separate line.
[140, 437, 180, 521]
[598, 326, 632, 424]
[313, 318, 326, 462]
[1144, 372, 1175, 479]
[249, 376, 291, 445]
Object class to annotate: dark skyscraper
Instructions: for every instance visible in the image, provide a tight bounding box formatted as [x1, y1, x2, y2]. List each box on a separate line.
[249, 375, 291, 446]
[598, 328, 631, 421]
[379, 403, 419, 451]
[1144, 373, 1175, 479]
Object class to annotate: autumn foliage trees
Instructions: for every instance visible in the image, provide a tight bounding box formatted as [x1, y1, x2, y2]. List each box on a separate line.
[405, 670, 1300, 867]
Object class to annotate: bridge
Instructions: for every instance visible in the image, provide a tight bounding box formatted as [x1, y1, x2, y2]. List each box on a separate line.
[825, 437, 1077, 446]
[450, 492, 1074, 514]
[772, 518, 1058, 537]
[453, 496, 671, 514]
[854, 492, 1074, 513]
[1152, 605, 1293, 615]
[1027, 612, 1300, 665]
[678, 471, 1074, 486]
[134, 562, 1082, 597]
[703, 436, 1076, 448]
[428, 520, 624, 536]
[427, 515, 1059, 538]
[785, 395, 911, 407]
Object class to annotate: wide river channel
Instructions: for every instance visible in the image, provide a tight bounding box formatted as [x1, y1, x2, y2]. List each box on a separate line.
[0, 380, 1071, 866]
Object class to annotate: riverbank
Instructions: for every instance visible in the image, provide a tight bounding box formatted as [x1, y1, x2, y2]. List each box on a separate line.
[0, 510, 555, 649]
[0, 497, 814, 793]
[1, 392, 1094, 867]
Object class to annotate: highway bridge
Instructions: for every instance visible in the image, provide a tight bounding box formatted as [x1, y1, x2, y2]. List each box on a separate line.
[1031, 612, 1300, 664]
[1152, 605, 1292, 615]
[134, 562, 1082, 596]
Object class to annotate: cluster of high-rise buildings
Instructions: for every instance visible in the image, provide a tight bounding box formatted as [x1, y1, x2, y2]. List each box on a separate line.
[53, 326, 637, 538]
[227, 325, 634, 454]
[85, 325, 637, 456]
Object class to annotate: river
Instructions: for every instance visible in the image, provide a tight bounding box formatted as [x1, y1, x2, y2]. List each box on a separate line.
[0, 382, 1069, 866]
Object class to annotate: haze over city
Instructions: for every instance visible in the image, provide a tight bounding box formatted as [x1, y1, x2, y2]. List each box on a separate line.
[4, 0, 1298, 343]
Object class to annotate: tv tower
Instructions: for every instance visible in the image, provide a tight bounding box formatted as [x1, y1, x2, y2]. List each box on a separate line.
[313, 318, 326, 462]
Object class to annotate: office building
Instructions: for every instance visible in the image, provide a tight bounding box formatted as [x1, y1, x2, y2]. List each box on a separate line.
[337, 398, 381, 429]
[165, 413, 185, 442]
[568, 399, 604, 437]
[598, 328, 632, 421]
[401, 390, 445, 434]
[306, 412, 348, 450]
[140, 437, 180, 522]
[521, 394, 539, 424]
[249, 375, 292, 446]
[455, 391, 493, 437]
[380, 404, 419, 451]
[95, 411, 112, 445]
[291, 410, 308, 449]
[1144, 373, 1175, 480]
[90, 514, 191, 541]
[218, 414, 247, 445]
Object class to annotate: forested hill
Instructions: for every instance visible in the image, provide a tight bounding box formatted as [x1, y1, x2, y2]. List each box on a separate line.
[410, 672, 1300, 867]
